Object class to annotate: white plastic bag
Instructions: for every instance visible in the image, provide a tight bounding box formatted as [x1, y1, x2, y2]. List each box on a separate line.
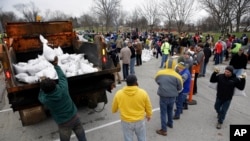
[40, 35, 56, 61]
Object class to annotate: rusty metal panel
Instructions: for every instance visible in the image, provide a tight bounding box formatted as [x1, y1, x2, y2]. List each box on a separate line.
[5, 21, 75, 53]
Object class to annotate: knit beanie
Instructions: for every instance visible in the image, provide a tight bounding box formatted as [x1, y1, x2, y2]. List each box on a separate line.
[225, 65, 234, 74]
[126, 74, 137, 86]
[177, 61, 186, 69]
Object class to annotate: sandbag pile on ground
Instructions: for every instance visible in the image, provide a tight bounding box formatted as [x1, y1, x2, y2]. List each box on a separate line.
[141, 48, 154, 62]
[13, 35, 98, 84]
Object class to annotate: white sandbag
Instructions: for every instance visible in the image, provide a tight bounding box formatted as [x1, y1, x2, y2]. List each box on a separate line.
[77, 69, 84, 75]
[80, 59, 89, 64]
[54, 47, 64, 56]
[80, 63, 98, 73]
[18, 75, 39, 84]
[26, 61, 51, 76]
[58, 63, 68, 74]
[69, 54, 84, 61]
[66, 61, 79, 73]
[39, 35, 48, 44]
[15, 73, 29, 80]
[42, 67, 58, 79]
[13, 64, 27, 74]
[40, 35, 56, 61]
[37, 55, 46, 61]
[65, 72, 77, 77]
[17, 62, 28, 67]
[27, 58, 40, 65]
[58, 53, 70, 64]
[43, 44, 56, 62]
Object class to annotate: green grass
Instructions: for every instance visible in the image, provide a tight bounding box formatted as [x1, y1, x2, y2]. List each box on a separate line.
[203, 32, 250, 42]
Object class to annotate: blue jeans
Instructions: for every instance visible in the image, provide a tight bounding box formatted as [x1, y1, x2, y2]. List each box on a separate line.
[202, 62, 208, 76]
[58, 115, 87, 141]
[122, 64, 129, 80]
[214, 97, 232, 124]
[175, 93, 188, 117]
[130, 57, 136, 75]
[160, 54, 168, 68]
[159, 97, 176, 131]
[233, 68, 243, 77]
[220, 50, 225, 63]
[214, 53, 221, 65]
[121, 120, 146, 141]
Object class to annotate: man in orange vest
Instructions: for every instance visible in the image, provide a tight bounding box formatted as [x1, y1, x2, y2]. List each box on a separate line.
[193, 43, 204, 94]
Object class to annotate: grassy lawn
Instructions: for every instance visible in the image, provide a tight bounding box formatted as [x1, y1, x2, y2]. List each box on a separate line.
[201, 32, 250, 42]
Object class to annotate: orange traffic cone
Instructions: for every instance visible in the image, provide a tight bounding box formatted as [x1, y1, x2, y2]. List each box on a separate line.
[188, 67, 197, 105]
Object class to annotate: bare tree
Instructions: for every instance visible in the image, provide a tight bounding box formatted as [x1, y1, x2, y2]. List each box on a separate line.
[231, 0, 250, 32]
[241, 13, 250, 31]
[47, 10, 70, 21]
[79, 13, 96, 31]
[93, 0, 121, 32]
[138, 0, 160, 31]
[199, 0, 233, 34]
[0, 9, 17, 29]
[161, 0, 175, 32]
[163, 0, 196, 33]
[112, 10, 125, 33]
[14, 1, 40, 22]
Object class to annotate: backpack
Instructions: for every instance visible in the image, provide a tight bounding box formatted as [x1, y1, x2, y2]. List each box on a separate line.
[109, 49, 119, 67]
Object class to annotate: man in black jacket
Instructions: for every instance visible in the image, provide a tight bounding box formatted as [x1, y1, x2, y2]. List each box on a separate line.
[210, 65, 245, 129]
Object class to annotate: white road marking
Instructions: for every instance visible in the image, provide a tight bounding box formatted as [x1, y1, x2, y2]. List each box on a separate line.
[53, 107, 160, 141]
[0, 108, 12, 113]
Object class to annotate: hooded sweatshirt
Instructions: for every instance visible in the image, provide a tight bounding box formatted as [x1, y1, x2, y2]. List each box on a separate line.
[39, 65, 77, 124]
[112, 86, 152, 122]
[155, 58, 183, 97]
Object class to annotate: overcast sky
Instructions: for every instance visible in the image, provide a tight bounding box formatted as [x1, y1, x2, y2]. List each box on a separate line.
[1, 0, 208, 22]
[1, 0, 144, 17]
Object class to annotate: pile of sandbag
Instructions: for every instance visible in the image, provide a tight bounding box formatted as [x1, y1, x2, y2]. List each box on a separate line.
[13, 35, 98, 84]
[141, 48, 154, 62]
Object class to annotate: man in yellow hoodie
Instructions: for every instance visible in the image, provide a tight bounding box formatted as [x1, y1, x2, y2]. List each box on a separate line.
[112, 74, 152, 141]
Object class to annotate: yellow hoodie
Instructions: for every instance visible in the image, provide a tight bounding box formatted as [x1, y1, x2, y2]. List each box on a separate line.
[112, 86, 152, 122]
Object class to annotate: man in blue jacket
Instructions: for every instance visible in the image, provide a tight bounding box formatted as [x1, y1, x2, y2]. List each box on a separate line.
[39, 56, 87, 141]
[173, 60, 191, 120]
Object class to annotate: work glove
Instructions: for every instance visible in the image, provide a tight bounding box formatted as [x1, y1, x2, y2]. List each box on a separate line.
[239, 72, 247, 79]
[214, 66, 220, 73]
[49, 56, 58, 66]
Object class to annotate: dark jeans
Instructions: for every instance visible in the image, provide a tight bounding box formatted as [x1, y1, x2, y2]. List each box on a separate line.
[175, 93, 187, 117]
[122, 64, 129, 80]
[193, 73, 198, 94]
[160, 54, 168, 68]
[214, 53, 221, 65]
[160, 97, 176, 131]
[214, 97, 232, 124]
[58, 115, 87, 141]
[136, 54, 142, 65]
[156, 48, 162, 58]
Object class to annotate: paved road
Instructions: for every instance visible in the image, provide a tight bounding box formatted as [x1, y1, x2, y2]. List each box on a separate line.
[0, 56, 250, 141]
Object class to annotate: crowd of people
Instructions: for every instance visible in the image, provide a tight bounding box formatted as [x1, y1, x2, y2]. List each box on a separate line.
[38, 30, 248, 140]
[108, 30, 248, 140]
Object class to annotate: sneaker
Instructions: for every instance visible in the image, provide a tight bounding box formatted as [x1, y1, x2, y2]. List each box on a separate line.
[216, 123, 222, 129]
[174, 109, 183, 114]
[167, 124, 173, 128]
[183, 106, 188, 110]
[156, 129, 167, 136]
[173, 116, 180, 120]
